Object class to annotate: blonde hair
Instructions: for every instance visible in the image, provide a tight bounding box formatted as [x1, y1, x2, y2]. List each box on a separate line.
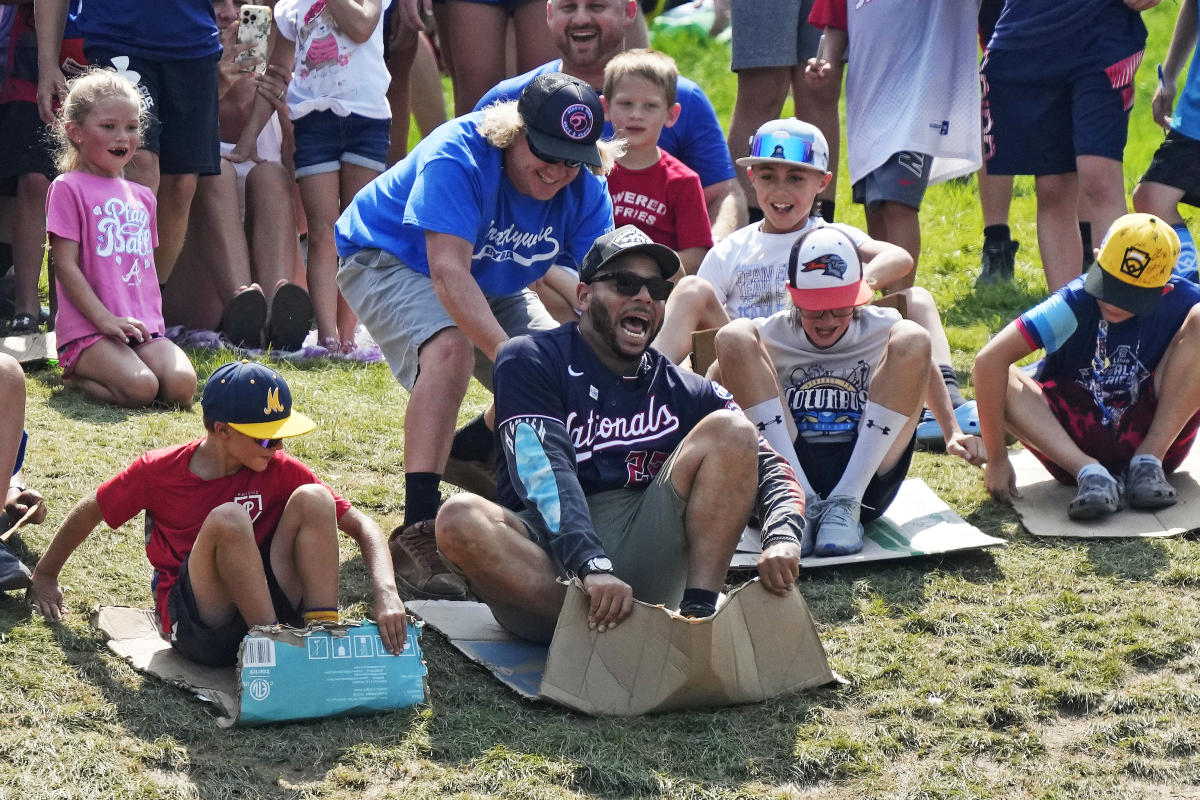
[54, 67, 148, 174]
[602, 48, 679, 105]
[476, 99, 624, 176]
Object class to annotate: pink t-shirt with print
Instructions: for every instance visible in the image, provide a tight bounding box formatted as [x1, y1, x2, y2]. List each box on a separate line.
[45, 171, 162, 346]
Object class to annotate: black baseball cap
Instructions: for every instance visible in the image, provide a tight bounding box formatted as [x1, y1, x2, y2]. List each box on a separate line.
[579, 225, 681, 282]
[201, 360, 316, 439]
[518, 72, 604, 168]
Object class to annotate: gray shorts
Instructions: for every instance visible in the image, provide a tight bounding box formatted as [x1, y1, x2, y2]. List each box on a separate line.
[337, 247, 557, 390]
[852, 151, 932, 210]
[731, 0, 821, 71]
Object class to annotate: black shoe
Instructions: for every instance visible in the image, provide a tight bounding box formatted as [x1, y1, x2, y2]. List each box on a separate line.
[976, 239, 1019, 286]
[0, 539, 32, 593]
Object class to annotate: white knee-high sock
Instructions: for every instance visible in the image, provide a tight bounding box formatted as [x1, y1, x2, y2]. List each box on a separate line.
[830, 401, 910, 501]
[743, 397, 816, 497]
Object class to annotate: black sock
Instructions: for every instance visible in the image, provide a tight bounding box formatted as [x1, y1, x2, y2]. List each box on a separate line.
[449, 413, 493, 462]
[402, 472, 442, 528]
[939, 364, 966, 408]
[983, 224, 1010, 246]
[817, 198, 836, 223]
[747, 206, 765, 225]
[1079, 221, 1093, 268]
[679, 587, 719, 618]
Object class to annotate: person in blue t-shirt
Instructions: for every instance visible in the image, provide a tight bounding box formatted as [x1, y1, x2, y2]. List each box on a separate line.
[335, 73, 617, 601]
[35, 0, 222, 287]
[974, 214, 1200, 521]
[1132, 0, 1200, 284]
[474, 0, 744, 241]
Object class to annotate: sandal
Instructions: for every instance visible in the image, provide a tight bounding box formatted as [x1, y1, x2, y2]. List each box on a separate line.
[219, 285, 267, 348]
[7, 313, 38, 335]
[266, 283, 314, 352]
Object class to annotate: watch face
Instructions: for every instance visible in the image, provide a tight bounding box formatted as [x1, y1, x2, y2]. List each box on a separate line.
[590, 557, 613, 572]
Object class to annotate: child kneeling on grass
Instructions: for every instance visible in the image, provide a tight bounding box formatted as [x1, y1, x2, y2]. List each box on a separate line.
[973, 213, 1200, 521]
[27, 361, 408, 666]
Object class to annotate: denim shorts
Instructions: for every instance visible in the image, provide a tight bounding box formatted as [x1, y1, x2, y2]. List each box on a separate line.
[293, 110, 390, 177]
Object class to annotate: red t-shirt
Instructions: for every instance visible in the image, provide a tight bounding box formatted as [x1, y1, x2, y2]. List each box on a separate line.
[96, 440, 351, 632]
[607, 150, 713, 252]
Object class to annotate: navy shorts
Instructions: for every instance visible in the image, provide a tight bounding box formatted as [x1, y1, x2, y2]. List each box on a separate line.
[796, 434, 915, 523]
[980, 6, 1145, 175]
[84, 49, 221, 176]
[852, 151, 932, 210]
[293, 110, 391, 177]
[166, 542, 303, 667]
[1140, 128, 1200, 208]
[0, 101, 56, 181]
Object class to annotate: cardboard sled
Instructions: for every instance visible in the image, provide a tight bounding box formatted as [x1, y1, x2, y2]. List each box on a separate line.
[409, 577, 834, 716]
[92, 606, 426, 726]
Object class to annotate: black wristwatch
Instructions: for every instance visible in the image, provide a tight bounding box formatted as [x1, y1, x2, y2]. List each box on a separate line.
[579, 556, 614, 578]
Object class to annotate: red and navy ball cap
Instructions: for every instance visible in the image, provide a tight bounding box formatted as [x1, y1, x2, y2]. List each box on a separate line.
[518, 72, 604, 168]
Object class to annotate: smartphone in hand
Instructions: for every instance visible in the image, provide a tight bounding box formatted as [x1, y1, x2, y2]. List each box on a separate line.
[237, 4, 272, 74]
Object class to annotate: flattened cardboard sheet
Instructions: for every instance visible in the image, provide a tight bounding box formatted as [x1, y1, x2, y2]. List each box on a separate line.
[732, 478, 1005, 569]
[1, 331, 55, 364]
[1011, 446, 1200, 538]
[410, 578, 833, 716]
[92, 606, 426, 726]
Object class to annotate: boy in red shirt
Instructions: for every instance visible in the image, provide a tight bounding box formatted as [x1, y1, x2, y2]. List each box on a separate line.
[28, 360, 407, 666]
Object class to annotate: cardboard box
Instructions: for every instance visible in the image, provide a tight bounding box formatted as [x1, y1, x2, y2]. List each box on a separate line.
[409, 577, 834, 716]
[93, 606, 426, 726]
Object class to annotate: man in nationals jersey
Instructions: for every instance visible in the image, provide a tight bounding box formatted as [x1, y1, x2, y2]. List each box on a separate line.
[28, 361, 407, 666]
[435, 226, 806, 643]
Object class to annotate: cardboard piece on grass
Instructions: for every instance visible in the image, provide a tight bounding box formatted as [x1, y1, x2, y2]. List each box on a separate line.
[731, 478, 1005, 569]
[409, 578, 834, 716]
[92, 605, 426, 726]
[1010, 445, 1200, 538]
[0, 331, 55, 364]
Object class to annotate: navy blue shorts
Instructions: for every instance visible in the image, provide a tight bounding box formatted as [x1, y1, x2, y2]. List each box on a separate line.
[293, 110, 390, 177]
[1140, 128, 1200, 208]
[980, 7, 1145, 175]
[84, 49, 221, 176]
[795, 435, 915, 523]
[166, 542, 303, 667]
[0, 101, 56, 181]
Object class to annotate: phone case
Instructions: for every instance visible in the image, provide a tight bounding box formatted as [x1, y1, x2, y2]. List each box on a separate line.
[237, 4, 272, 75]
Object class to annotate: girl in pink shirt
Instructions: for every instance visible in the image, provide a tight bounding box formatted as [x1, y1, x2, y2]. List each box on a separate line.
[46, 69, 196, 408]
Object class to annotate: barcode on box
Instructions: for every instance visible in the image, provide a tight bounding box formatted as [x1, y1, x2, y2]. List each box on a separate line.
[243, 637, 276, 666]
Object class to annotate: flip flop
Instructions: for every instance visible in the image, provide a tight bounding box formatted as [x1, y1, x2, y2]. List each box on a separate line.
[266, 283, 314, 352]
[219, 286, 267, 348]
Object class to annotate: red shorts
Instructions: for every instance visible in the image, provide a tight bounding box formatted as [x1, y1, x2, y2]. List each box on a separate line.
[1026, 377, 1200, 485]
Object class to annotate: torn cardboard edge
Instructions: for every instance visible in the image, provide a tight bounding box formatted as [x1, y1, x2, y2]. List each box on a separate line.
[1011, 446, 1200, 538]
[732, 478, 1006, 569]
[409, 577, 834, 716]
[91, 605, 426, 727]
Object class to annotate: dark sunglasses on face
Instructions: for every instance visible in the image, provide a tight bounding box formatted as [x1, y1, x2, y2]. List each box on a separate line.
[256, 437, 283, 449]
[588, 271, 673, 301]
[526, 136, 583, 169]
[798, 307, 854, 320]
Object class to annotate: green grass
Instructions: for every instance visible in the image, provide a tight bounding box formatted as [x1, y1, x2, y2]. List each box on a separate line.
[3, 7, 1198, 799]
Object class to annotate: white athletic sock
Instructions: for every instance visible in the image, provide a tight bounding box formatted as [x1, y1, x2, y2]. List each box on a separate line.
[1077, 462, 1115, 482]
[1129, 453, 1162, 470]
[830, 401, 910, 501]
[744, 397, 815, 497]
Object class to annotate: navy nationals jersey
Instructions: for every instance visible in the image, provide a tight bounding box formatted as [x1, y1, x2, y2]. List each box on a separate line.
[493, 323, 737, 575]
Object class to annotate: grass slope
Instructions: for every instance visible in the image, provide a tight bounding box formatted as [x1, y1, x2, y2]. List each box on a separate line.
[2, 7, 1197, 799]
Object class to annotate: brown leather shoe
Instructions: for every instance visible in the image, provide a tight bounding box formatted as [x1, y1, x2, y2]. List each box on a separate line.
[388, 520, 468, 600]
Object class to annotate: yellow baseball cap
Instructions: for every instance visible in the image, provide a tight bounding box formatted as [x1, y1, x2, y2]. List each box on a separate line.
[1084, 213, 1180, 316]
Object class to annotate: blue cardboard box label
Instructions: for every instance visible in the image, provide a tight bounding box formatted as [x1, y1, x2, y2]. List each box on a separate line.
[237, 621, 426, 725]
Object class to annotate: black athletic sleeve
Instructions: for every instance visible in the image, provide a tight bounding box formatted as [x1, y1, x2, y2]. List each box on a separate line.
[754, 437, 806, 550]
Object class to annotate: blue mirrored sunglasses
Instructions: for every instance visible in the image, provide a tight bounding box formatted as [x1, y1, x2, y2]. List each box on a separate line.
[256, 437, 283, 449]
[747, 130, 816, 165]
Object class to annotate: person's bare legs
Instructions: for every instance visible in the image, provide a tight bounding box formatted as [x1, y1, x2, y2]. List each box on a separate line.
[979, 166, 1014, 229]
[512, 0, 559, 72]
[386, 23, 419, 166]
[1076, 154, 1128, 255]
[411, 33, 447, 138]
[184, 502, 280, 628]
[154, 172, 200, 284]
[135, 338, 197, 407]
[793, 65, 840, 214]
[727, 67, 792, 219]
[267, 483, 341, 614]
[66, 338, 163, 408]
[0, 355, 26, 479]
[407, 327, 476, 474]
[650, 276, 731, 364]
[12, 173, 51, 323]
[865, 201, 920, 291]
[244, 161, 301, 300]
[334, 163, 382, 348]
[1034, 172, 1083, 291]
[1002, 365, 1096, 476]
[1139, 306, 1200, 459]
[298, 170, 344, 345]
[435, 1, 508, 116]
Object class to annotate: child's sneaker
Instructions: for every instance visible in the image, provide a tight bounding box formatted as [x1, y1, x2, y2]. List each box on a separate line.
[915, 401, 980, 450]
[813, 495, 864, 556]
[1067, 472, 1124, 520]
[976, 239, 1019, 286]
[1126, 461, 1178, 510]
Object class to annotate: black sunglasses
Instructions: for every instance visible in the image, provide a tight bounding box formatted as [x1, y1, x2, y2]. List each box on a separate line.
[526, 136, 584, 169]
[587, 271, 673, 301]
[256, 437, 283, 449]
